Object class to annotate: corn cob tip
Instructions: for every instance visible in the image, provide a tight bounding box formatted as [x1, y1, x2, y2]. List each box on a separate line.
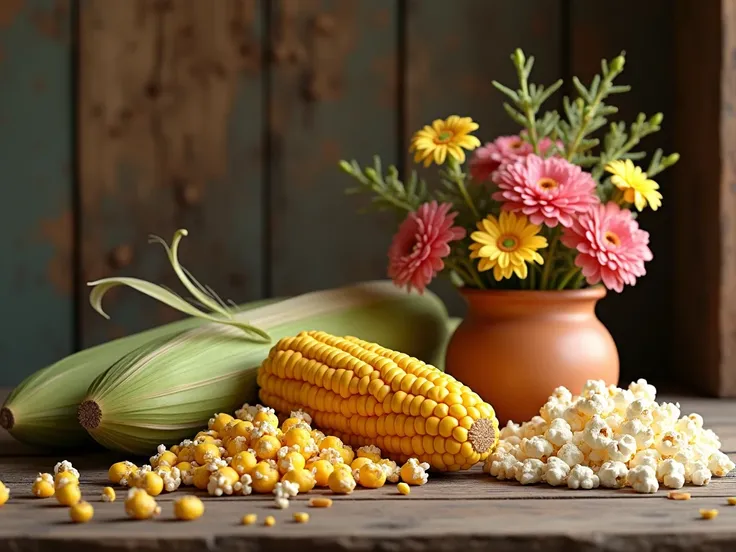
[468, 418, 496, 454]
[78, 401, 102, 430]
[0, 408, 14, 430]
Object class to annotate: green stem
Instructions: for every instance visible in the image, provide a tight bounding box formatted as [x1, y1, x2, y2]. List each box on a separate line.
[557, 266, 582, 290]
[572, 271, 586, 289]
[447, 158, 481, 220]
[529, 264, 536, 289]
[460, 257, 486, 289]
[566, 76, 616, 162]
[445, 258, 475, 288]
[458, 179, 480, 220]
[515, 63, 540, 154]
[540, 231, 560, 289]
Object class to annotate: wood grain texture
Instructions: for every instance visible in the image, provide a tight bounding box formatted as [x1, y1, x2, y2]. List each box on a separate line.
[672, 1, 736, 397]
[569, 1, 676, 388]
[0, 395, 733, 551]
[267, 0, 398, 297]
[404, 0, 563, 315]
[0, 0, 74, 385]
[77, 0, 265, 348]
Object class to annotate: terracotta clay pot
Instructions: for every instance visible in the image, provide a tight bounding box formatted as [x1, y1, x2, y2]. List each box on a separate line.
[445, 286, 619, 425]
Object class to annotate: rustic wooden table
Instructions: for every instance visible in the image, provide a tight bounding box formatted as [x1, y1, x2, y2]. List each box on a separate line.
[0, 395, 735, 552]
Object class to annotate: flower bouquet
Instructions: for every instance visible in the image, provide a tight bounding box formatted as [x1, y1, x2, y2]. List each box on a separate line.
[339, 49, 679, 294]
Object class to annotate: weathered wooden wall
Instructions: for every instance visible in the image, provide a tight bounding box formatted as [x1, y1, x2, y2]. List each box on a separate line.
[0, 0, 682, 388]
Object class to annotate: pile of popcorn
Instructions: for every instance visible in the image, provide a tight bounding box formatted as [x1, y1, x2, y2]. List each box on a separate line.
[483, 379, 735, 493]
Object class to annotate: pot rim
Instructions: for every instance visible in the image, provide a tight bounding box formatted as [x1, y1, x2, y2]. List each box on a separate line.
[459, 284, 607, 301]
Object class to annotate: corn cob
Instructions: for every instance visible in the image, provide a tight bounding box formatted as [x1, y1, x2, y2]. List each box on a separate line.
[258, 330, 499, 471]
[0, 297, 277, 449]
[78, 282, 450, 454]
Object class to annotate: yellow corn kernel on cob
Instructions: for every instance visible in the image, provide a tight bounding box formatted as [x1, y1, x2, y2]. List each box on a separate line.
[258, 331, 499, 471]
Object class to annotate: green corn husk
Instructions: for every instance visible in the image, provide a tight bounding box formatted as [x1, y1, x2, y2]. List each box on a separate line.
[76, 229, 453, 454]
[80, 280, 450, 454]
[1, 297, 279, 450]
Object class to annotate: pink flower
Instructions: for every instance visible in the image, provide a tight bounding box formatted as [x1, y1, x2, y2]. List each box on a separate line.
[492, 154, 598, 228]
[469, 135, 562, 182]
[561, 202, 653, 293]
[388, 201, 466, 293]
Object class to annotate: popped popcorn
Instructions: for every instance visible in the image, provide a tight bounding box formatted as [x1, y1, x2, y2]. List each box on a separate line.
[516, 459, 545, 485]
[53, 460, 80, 479]
[567, 465, 599, 489]
[544, 457, 570, 486]
[656, 459, 685, 489]
[485, 379, 733, 494]
[520, 436, 554, 461]
[290, 410, 312, 425]
[627, 465, 659, 493]
[598, 461, 628, 489]
[318, 447, 345, 466]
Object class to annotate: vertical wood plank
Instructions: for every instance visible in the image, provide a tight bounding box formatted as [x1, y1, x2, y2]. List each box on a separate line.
[78, 0, 265, 347]
[672, 1, 736, 396]
[404, 0, 563, 315]
[268, 0, 398, 296]
[569, 0, 675, 387]
[0, 0, 73, 384]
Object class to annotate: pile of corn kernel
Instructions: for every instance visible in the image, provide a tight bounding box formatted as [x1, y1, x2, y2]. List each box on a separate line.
[484, 379, 736, 493]
[98, 404, 426, 520]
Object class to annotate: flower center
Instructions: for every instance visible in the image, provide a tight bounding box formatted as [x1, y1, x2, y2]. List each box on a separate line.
[497, 235, 519, 252]
[434, 131, 454, 144]
[509, 139, 523, 150]
[604, 231, 621, 247]
[537, 177, 559, 190]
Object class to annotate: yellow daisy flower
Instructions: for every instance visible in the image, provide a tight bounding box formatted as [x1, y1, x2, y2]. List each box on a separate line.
[409, 115, 481, 167]
[469, 211, 548, 281]
[605, 159, 662, 211]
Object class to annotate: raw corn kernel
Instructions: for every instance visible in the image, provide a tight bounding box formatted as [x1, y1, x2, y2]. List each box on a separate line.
[667, 491, 690, 501]
[125, 488, 161, 520]
[0, 481, 9, 505]
[55, 479, 81, 506]
[728, 497, 736, 505]
[209, 413, 234, 433]
[257, 331, 499, 471]
[293, 512, 310, 523]
[350, 457, 373, 473]
[193, 466, 212, 490]
[194, 443, 221, 465]
[309, 497, 333, 508]
[173, 495, 205, 521]
[101, 487, 116, 502]
[32, 473, 55, 498]
[397, 482, 411, 495]
[242, 513, 258, 525]
[264, 515, 276, 527]
[69, 501, 94, 523]
[700, 508, 719, 520]
[231, 451, 258, 476]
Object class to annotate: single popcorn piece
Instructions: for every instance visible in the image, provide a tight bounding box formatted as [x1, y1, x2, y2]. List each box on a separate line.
[630, 449, 661, 470]
[159, 466, 182, 492]
[207, 473, 235, 497]
[567, 465, 599, 490]
[583, 416, 614, 450]
[377, 459, 400, 483]
[581, 380, 608, 398]
[290, 410, 312, 425]
[556, 443, 585, 468]
[32, 473, 55, 498]
[708, 451, 735, 477]
[274, 497, 290, 509]
[544, 457, 570, 487]
[688, 461, 712, 486]
[235, 473, 253, 495]
[101, 487, 116, 502]
[629, 379, 657, 402]
[604, 414, 623, 434]
[626, 399, 654, 426]
[357, 445, 382, 463]
[250, 421, 279, 441]
[550, 386, 573, 404]
[654, 431, 686, 458]
[598, 461, 629, 489]
[521, 416, 548, 438]
[273, 480, 299, 500]
[605, 435, 637, 463]
[520, 436, 554, 461]
[516, 459, 545, 485]
[318, 447, 345, 466]
[563, 405, 588, 432]
[657, 459, 685, 489]
[53, 460, 80, 480]
[489, 453, 521, 481]
[399, 458, 429, 486]
[627, 465, 659, 494]
[235, 403, 259, 422]
[540, 399, 566, 423]
[499, 421, 523, 440]
[619, 419, 655, 450]
[328, 466, 356, 494]
[577, 394, 608, 418]
[651, 402, 681, 435]
[609, 388, 634, 415]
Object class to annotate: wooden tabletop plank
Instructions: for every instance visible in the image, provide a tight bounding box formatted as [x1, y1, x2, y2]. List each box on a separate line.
[0, 394, 735, 550]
